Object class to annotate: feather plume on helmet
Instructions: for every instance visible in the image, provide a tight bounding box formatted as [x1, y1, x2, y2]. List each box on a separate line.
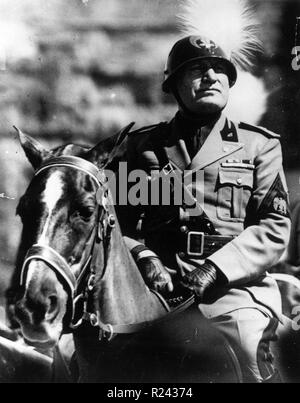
[162, 0, 263, 93]
[177, 0, 262, 70]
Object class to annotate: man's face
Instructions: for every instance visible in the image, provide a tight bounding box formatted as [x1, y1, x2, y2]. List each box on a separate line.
[176, 60, 230, 115]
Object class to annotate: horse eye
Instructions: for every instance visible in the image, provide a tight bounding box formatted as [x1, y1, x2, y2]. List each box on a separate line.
[79, 206, 95, 220]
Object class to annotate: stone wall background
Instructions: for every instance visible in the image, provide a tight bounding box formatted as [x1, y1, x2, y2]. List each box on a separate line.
[0, 0, 300, 302]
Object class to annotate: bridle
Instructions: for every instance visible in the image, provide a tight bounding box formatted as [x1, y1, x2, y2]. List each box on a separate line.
[19, 155, 194, 342]
[19, 156, 116, 336]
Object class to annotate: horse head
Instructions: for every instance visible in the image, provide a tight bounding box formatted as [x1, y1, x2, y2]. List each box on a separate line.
[9, 125, 132, 348]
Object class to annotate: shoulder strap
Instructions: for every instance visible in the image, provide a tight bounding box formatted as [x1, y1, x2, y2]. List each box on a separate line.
[239, 122, 281, 139]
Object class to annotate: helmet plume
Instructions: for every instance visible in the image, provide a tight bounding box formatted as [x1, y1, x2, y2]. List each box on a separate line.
[177, 0, 262, 70]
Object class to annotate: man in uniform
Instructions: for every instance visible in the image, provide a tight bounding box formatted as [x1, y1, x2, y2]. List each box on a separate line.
[114, 35, 290, 383]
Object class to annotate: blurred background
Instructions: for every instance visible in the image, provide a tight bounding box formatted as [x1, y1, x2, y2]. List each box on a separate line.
[0, 0, 300, 310]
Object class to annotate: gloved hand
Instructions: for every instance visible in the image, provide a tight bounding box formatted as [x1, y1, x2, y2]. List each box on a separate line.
[131, 245, 174, 294]
[180, 260, 222, 301]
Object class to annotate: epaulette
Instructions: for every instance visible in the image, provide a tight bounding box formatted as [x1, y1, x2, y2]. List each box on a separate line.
[238, 122, 281, 139]
[128, 122, 167, 137]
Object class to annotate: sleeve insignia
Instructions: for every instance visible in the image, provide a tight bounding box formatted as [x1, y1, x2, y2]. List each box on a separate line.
[259, 174, 290, 218]
[273, 197, 288, 216]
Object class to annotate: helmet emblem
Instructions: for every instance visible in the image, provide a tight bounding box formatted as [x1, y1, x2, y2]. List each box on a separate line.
[190, 37, 218, 55]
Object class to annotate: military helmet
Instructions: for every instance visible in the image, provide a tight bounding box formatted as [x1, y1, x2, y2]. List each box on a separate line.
[162, 36, 238, 93]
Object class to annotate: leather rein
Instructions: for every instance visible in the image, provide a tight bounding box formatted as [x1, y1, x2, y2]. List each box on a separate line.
[20, 154, 194, 342]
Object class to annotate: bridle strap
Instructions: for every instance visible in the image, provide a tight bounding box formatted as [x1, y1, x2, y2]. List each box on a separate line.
[20, 244, 77, 295]
[73, 221, 100, 293]
[35, 156, 104, 186]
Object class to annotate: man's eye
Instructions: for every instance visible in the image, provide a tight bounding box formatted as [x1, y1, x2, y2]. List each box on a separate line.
[214, 65, 226, 74]
[191, 67, 205, 74]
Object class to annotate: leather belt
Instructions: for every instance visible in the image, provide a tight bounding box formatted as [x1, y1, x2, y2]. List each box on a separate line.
[180, 231, 235, 259]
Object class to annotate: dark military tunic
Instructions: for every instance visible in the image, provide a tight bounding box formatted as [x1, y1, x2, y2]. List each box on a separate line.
[113, 112, 291, 321]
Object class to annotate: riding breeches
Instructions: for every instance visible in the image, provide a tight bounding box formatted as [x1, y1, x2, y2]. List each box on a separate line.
[208, 308, 280, 383]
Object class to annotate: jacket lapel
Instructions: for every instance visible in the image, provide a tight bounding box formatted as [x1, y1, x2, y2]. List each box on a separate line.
[163, 115, 244, 173]
[189, 115, 244, 172]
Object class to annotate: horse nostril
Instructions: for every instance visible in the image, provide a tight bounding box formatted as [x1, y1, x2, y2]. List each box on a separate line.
[15, 300, 31, 323]
[46, 295, 59, 320]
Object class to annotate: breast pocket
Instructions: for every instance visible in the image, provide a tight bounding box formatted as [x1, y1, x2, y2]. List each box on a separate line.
[217, 167, 254, 222]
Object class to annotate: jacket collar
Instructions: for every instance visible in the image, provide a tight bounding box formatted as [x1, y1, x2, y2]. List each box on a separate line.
[164, 113, 244, 172]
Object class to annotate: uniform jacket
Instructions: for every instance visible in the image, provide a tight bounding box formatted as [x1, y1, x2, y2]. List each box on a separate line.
[271, 202, 300, 316]
[286, 202, 300, 270]
[111, 113, 291, 320]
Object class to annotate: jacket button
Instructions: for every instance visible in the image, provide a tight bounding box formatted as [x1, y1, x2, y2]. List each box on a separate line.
[237, 178, 242, 185]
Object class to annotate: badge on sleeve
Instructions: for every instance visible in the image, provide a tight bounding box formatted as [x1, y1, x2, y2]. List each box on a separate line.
[259, 174, 290, 218]
[273, 196, 288, 216]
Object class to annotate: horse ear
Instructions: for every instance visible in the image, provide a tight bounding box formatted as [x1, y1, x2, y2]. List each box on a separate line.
[14, 126, 51, 169]
[86, 122, 135, 166]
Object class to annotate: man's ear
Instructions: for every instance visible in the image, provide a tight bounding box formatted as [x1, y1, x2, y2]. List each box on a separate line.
[14, 126, 51, 169]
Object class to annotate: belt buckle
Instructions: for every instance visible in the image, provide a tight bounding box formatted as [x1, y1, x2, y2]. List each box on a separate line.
[187, 232, 204, 258]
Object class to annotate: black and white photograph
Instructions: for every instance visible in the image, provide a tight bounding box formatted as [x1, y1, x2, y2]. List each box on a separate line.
[0, 0, 300, 386]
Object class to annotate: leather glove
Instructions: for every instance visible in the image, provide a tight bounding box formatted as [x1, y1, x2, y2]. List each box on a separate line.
[180, 260, 223, 301]
[131, 245, 174, 294]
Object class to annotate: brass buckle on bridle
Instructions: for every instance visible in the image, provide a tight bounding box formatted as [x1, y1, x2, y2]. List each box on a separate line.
[89, 311, 114, 342]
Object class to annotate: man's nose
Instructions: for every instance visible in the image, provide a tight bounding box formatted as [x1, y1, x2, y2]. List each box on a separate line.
[203, 68, 218, 83]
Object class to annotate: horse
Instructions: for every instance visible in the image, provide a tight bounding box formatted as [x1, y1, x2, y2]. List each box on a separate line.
[6, 126, 243, 383]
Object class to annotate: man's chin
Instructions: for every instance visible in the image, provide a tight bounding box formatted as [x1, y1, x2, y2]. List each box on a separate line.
[192, 103, 224, 116]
